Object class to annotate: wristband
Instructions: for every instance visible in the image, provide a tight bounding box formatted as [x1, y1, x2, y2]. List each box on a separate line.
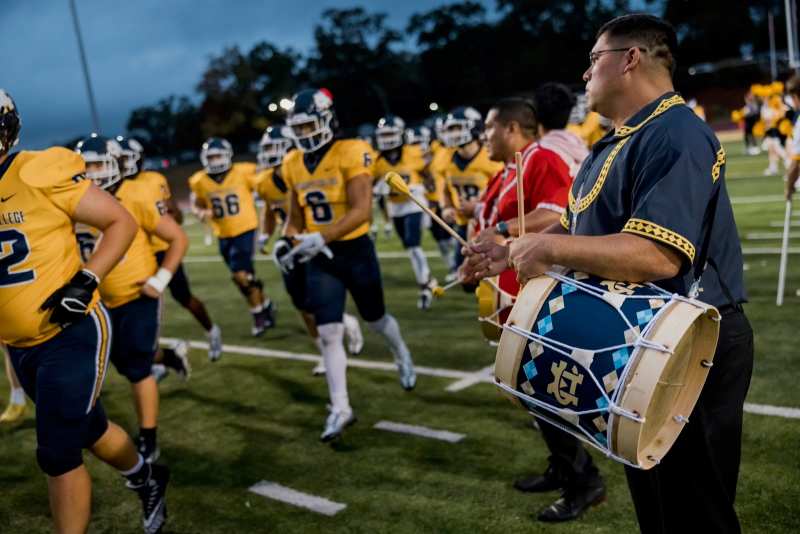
[495, 220, 511, 238]
[145, 268, 173, 294]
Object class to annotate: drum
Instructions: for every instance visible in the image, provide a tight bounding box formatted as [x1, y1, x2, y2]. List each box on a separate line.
[476, 269, 518, 342]
[494, 269, 720, 469]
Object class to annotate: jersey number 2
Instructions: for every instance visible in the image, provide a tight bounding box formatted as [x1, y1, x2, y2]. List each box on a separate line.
[0, 229, 35, 287]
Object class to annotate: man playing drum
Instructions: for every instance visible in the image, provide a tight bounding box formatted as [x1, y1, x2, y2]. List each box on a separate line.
[462, 14, 752, 532]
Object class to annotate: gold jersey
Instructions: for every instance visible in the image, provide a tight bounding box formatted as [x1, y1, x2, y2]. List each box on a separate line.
[372, 145, 427, 204]
[188, 162, 259, 238]
[76, 179, 161, 309]
[255, 167, 288, 225]
[136, 171, 171, 253]
[0, 148, 99, 347]
[427, 141, 453, 203]
[282, 139, 373, 241]
[444, 146, 503, 225]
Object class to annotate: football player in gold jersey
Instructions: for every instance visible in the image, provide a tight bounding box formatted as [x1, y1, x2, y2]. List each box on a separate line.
[118, 136, 222, 364]
[280, 88, 416, 442]
[439, 107, 504, 277]
[189, 138, 275, 336]
[76, 134, 189, 466]
[0, 90, 169, 534]
[423, 130, 459, 275]
[372, 115, 437, 309]
[255, 125, 364, 375]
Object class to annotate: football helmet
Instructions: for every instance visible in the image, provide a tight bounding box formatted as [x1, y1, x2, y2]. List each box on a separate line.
[75, 134, 123, 190]
[405, 125, 432, 153]
[375, 115, 406, 151]
[257, 124, 293, 170]
[440, 106, 483, 148]
[200, 137, 233, 175]
[116, 135, 144, 177]
[0, 89, 21, 158]
[286, 88, 336, 153]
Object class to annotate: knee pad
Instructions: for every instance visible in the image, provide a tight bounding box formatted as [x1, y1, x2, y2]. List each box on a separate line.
[233, 273, 260, 296]
[37, 445, 83, 477]
[84, 403, 109, 448]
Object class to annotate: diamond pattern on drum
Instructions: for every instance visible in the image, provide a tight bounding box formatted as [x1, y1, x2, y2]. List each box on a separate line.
[612, 348, 630, 369]
[523, 360, 538, 380]
[636, 308, 654, 325]
[537, 316, 553, 335]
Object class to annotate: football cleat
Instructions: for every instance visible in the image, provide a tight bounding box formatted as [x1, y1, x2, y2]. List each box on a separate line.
[164, 340, 191, 381]
[343, 313, 364, 355]
[375, 115, 406, 151]
[397, 360, 417, 391]
[418, 279, 438, 310]
[0, 402, 26, 424]
[311, 361, 326, 376]
[207, 324, 223, 362]
[75, 134, 124, 190]
[320, 408, 357, 442]
[127, 463, 170, 534]
[200, 137, 233, 175]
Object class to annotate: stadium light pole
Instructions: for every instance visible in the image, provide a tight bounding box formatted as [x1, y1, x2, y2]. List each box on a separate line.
[69, 0, 101, 133]
[769, 12, 778, 81]
[787, 0, 800, 72]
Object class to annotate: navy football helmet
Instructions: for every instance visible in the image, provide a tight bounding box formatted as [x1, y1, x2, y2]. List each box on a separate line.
[405, 125, 432, 153]
[75, 134, 124, 190]
[257, 124, 293, 170]
[375, 115, 406, 151]
[440, 107, 483, 148]
[200, 137, 233, 175]
[286, 88, 337, 153]
[0, 89, 21, 158]
[115, 135, 144, 177]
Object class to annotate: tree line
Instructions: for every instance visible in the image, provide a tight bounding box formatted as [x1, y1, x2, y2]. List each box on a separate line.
[125, 0, 793, 156]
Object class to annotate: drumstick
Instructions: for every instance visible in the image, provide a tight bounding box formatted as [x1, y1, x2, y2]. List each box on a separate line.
[384, 172, 468, 247]
[515, 151, 525, 237]
[777, 198, 792, 305]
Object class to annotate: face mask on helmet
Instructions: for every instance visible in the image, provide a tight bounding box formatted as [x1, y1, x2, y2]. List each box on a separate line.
[77, 137, 123, 190]
[287, 110, 334, 153]
[257, 129, 293, 170]
[375, 117, 405, 151]
[405, 127, 431, 153]
[116, 136, 144, 177]
[0, 89, 21, 158]
[200, 139, 233, 175]
[441, 120, 475, 148]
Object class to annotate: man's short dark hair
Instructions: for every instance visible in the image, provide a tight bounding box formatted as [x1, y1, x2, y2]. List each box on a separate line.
[533, 83, 576, 131]
[787, 74, 800, 97]
[597, 14, 678, 76]
[490, 97, 538, 138]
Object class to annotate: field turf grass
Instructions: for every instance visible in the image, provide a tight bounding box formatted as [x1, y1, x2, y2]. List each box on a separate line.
[1, 140, 798, 533]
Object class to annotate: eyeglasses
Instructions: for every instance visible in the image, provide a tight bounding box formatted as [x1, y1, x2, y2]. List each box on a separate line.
[588, 47, 647, 66]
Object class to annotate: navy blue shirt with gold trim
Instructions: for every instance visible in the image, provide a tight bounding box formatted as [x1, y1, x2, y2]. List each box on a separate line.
[560, 92, 745, 308]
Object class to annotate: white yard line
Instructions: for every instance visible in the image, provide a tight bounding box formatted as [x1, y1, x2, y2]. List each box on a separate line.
[373, 421, 466, 443]
[744, 232, 800, 240]
[445, 365, 495, 392]
[160, 338, 799, 419]
[730, 194, 784, 204]
[182, 251, 439, 263]
[768, 221, 800, 228]
[742, 247, 800, 254]
[248, 481, 347, 516]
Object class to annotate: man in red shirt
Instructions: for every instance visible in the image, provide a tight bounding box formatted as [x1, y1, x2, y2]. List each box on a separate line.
[470, 86, 603, 523]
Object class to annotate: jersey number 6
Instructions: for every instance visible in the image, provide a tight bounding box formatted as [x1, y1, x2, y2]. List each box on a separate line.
[0, 229, 35, 287]
[211, 194, 240, 218]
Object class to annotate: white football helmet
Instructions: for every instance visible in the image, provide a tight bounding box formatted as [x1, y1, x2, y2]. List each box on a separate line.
[257, 124, 293, 170]
[440, 107, 483, 148]
[375, 115, 405, 151]
[75, 134, 124, 190]
[200, 137, 233, 175]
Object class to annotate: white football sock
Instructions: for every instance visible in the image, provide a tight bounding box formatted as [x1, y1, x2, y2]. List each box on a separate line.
[437, 238, 457, 271]
[9, 387, 25, 406]
[407, 246, 431, 286]
[367, 314, 412, 366]
[317, 323, 349, 413]
[313, 336, 323, 354]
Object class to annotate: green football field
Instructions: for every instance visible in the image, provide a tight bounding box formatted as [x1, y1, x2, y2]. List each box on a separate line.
[1, 141, 799, 533]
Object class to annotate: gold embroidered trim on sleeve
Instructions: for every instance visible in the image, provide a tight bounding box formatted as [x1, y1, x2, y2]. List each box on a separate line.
[569, 137, 631, 214]
[622, 218, 696, 262]
[711, 147, 725, 183]
[560, 210, 569, 230]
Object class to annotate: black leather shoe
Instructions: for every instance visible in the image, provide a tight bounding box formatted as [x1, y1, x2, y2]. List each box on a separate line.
[537, 482, 606, 522]
[513, 463, 562, 493]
